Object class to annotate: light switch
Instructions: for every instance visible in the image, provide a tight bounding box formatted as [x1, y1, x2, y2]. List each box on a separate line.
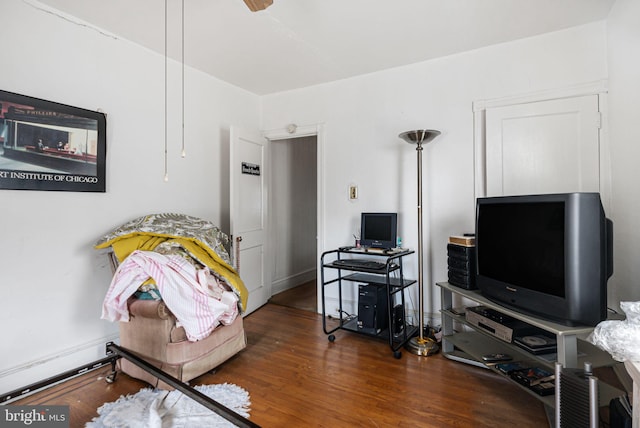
[349, 185, 358, 200]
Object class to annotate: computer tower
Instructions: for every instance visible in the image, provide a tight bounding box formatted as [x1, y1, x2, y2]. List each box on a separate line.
[357, 284, 388, 334]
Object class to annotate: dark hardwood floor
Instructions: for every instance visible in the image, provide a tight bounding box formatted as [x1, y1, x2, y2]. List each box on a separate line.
[11, 303, 549, 427]
[268, 280, 316, 312]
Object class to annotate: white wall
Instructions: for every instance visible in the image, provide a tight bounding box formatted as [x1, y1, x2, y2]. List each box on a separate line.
[607, 0, 640, 307]
[262, 22, 609, 323]
[0, 0, 260, 393]
[3, 0, 636, 396]
[270, 137, 317, 294]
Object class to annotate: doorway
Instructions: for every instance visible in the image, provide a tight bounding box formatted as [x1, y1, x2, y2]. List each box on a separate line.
[267, 133, 318, 313]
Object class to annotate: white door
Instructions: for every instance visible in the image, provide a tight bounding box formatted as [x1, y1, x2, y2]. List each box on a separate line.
[230, 127, 270, 314]
[485, 95, 601, 197]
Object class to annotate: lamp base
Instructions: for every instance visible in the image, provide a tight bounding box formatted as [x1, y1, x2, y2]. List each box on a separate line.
[406, 336, 440, 357]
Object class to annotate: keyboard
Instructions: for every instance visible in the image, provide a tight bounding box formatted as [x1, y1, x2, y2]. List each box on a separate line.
[332, 259, 386, 270]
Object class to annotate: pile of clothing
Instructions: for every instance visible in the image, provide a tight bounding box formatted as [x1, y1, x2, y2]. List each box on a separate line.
[95, 213, 248, 341]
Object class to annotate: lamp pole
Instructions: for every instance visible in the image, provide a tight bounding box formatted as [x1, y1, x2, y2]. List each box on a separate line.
[399, 129, 441, 356]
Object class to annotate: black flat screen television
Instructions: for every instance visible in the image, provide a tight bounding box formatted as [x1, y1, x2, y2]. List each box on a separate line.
[475, 192, 613, 326]
[360, 213, 397, 249]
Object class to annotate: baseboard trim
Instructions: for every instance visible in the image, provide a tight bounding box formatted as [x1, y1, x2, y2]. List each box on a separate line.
[0, 333, 119, 395]
[271, 269, 316, 295]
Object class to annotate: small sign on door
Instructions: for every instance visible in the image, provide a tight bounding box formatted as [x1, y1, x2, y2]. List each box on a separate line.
[242, 162, 261, 176]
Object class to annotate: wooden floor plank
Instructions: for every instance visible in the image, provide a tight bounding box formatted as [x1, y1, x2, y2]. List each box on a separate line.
[268, 280, 316, 312]
[9, 304, 548, 427]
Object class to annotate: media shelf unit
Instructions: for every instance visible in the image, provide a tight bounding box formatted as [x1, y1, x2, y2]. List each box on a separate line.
[321, 248, 418, 358]
[438, 281, 622, 408]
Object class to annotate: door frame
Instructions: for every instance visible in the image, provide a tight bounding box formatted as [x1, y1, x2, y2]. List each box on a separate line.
[472, 80, 610, 208]
[262, 123, 325, 313]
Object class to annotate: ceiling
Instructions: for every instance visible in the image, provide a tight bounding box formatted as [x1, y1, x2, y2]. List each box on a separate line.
[34, 0, 615, 95]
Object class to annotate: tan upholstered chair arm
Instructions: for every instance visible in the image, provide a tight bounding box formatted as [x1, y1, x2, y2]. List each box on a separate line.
[127, 298, 173, 320]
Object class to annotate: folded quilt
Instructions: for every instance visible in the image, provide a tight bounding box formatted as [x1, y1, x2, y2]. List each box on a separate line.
[102, 250, 239, 341]
[95, 213, 247, 312]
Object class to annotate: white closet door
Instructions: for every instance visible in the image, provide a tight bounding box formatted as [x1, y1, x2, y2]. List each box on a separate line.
[230, 126, 270, 315]
[485, 95, 601, 197]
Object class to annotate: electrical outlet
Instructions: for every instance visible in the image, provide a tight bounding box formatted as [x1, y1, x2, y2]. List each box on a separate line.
[349, 185, 358, 200]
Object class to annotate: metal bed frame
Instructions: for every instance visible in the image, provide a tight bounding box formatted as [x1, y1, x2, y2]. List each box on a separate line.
[2, 342, 260, 428]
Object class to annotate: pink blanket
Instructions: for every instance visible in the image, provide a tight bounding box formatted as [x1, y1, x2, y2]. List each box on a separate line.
[102, 250, 238, 341]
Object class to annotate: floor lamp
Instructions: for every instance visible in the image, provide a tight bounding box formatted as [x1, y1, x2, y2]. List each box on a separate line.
[399, 129, 441, 357]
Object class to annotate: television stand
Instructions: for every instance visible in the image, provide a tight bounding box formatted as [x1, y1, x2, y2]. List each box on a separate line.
[437, 281, 623, 411]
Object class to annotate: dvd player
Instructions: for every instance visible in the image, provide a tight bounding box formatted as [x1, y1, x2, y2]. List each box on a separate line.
[465, 306, 530, 343]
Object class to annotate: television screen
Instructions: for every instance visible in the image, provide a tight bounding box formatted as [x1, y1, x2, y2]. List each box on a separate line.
[360, 213, 397, 249]
[477, 201, 565, 298]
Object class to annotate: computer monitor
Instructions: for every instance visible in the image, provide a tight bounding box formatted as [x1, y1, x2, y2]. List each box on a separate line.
[360, 213, 398, 249]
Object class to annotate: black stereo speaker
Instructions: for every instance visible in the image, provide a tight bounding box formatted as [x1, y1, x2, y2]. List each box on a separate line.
[447, 243, 477, 290]
[392, 304, 405, 336]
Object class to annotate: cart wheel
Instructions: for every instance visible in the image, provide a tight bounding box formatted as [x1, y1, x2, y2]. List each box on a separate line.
[328, 334, 336, 342]
[105, 371, 117, 384]
[393, 351, 402, 359]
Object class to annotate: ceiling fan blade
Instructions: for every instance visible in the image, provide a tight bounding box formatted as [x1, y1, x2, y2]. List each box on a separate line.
[243, 0, 273, 12]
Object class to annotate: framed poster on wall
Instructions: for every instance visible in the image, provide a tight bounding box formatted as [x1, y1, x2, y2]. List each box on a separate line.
[0, 89, 106, 192]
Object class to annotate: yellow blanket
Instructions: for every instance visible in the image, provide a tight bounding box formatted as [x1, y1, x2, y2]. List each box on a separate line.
[96, 232, 248, 312]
